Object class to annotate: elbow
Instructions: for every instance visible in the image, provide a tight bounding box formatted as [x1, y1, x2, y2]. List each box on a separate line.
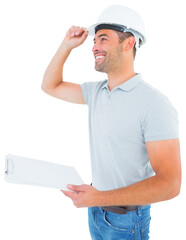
[41, 78, 58, 95]
[41, 86, 52, 96]
[41, 79, 47, 92]
[172, 182, 181, 198]
[41, 84, 47, 93]
[169, 188, 180, 199]
[41, 74, 50, 93]
[166, 178, 181, 200]
[41, 84, 56, 97]
[41, 81, 51, 94]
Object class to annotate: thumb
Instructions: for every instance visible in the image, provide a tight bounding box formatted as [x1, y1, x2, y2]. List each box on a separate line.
[67, 184, 87, 192]
[75, 30, 88, 45]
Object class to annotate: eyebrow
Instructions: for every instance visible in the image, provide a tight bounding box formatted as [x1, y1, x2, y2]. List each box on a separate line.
[93, 34, 109, 42]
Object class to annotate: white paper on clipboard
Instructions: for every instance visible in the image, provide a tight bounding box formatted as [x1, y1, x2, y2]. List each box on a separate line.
[4, 154, 84, 190]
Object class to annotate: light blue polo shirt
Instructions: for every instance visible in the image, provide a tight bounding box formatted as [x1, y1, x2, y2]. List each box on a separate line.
[80, 73, 179, 191]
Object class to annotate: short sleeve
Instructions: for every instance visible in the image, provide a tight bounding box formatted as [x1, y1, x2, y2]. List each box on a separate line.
[142, 95, 179, 142]
[80, 81, 97, 105]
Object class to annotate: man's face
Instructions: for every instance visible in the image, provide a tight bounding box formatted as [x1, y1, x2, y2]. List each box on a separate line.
[92, 29, 124, 73]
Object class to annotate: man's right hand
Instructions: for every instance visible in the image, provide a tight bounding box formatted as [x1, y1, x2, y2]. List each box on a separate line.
[62, 26, 89, 51]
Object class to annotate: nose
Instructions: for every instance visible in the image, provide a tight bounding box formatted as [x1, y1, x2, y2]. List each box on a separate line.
[92, 42, 99, 55]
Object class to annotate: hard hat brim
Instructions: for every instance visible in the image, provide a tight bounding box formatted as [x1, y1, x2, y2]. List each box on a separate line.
[86, 24, 99, 36]
[87, 22, 146, 44]
[87, 23, 125, 36]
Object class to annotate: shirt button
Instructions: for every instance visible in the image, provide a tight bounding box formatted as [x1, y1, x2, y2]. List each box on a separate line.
[132, 230, 135, 234]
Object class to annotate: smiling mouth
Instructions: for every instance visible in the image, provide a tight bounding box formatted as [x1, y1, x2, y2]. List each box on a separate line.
[95, 55, 105, 63]
[96, 55, 104, 59]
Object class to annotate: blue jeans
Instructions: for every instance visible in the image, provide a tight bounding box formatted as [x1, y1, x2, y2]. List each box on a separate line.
[88, 205, 151, 240]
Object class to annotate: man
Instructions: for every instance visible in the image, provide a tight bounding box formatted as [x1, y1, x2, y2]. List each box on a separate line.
[41, 5, 181, 240]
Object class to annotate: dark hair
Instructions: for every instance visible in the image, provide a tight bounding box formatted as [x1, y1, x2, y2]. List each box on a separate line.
[115, 31, 142, 59]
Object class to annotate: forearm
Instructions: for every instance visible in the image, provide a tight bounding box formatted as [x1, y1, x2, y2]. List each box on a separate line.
[98, 175, 179, 206]
[41, 41, 71, 91]
[41, 26, 88, 92]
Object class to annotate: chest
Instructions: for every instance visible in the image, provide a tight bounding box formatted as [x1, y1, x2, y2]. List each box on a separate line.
[90, 91, 144, 140]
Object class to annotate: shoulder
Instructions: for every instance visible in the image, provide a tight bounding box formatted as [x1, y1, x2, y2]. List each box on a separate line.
[137, 77, 178, 124]
[80, 79, 107, 105]
[138, 78, 175, 108]
[138, 78, 179, 141]
[81, 79, 107, 90]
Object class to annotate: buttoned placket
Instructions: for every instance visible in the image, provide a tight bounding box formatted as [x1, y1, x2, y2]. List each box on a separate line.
[106, 85, 118, 97]
[107, 89, 111, 97]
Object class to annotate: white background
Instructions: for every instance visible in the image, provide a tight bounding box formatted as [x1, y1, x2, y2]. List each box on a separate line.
[0, 0, 185, 239]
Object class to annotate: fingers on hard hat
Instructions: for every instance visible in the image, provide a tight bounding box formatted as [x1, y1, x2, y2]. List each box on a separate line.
[70, 26, 87, 37]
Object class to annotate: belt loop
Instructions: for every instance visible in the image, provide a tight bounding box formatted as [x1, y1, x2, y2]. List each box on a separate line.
[137, 205, 142, 217]
[99, 207, 103, 213]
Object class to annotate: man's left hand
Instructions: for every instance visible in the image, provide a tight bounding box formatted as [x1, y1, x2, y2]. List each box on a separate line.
[61, 184, 102, 208]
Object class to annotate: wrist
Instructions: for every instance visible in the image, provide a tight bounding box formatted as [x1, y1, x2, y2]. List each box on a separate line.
[60, 40, 73, 53]
[95, 190, 107, 207]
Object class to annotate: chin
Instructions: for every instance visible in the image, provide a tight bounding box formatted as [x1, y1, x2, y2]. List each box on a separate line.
[95, 65, 107, 73]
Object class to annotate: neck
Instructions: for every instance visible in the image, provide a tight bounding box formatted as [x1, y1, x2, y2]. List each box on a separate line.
[107, 61, 135, 91]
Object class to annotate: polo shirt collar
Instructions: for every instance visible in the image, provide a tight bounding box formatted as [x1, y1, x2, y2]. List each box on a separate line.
[101, 73, 142, 92]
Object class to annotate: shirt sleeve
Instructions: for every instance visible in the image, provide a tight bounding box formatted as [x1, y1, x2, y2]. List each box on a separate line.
[142, 94, 179, 142]
[80, 81, 96, 105]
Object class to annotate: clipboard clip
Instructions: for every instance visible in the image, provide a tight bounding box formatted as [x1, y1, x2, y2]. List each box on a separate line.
[5, 158, 14, 174]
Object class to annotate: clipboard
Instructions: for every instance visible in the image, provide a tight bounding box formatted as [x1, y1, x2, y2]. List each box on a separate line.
[5, 154, 84, 190]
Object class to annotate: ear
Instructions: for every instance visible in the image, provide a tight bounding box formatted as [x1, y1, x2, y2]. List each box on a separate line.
[123, 36, 136, 52]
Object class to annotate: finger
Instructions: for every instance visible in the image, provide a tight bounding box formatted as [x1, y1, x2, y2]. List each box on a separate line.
[70, 27, 86, 37]
[81, 30, 89, 39]
[67, 184, 88, 192]
[69, 26, 76, 37]
[67, 184, 81, 192]
[61, 190, 77, 199]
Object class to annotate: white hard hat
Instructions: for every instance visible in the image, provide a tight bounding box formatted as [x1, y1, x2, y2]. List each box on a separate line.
[87, 5, 146, 49]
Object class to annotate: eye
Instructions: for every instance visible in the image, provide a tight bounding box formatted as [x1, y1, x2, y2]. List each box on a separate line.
[101, 38, 107, 41]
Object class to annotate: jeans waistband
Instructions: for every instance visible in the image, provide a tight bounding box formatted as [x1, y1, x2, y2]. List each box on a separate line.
[100, 205, 146, 215]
